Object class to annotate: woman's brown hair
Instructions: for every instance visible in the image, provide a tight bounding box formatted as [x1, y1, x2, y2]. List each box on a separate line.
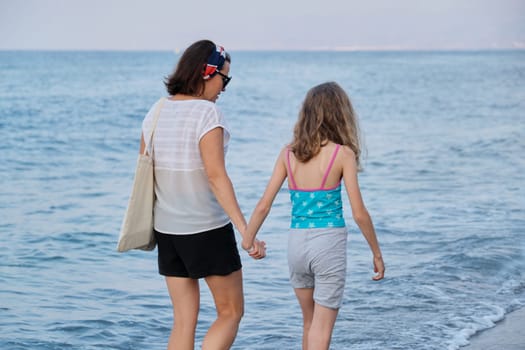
[164, 40, 231, 96]
[289, 82, 362, 168]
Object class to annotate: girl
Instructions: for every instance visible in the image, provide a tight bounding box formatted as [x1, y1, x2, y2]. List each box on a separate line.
[243, 82, 385, 350]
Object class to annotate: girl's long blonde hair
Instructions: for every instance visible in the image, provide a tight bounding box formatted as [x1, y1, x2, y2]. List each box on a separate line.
[290, 82, 362, 168]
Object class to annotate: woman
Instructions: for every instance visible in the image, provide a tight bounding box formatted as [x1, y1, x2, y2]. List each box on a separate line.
[140, 40, 266, 350]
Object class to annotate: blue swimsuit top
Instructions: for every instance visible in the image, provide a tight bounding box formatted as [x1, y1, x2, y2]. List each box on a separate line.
[287, 145, 345, 229]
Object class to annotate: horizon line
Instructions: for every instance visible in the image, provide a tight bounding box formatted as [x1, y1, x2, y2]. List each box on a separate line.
[1, 46, 525, 53]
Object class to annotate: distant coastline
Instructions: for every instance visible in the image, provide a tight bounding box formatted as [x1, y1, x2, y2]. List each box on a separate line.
[1, 47, 525, 53]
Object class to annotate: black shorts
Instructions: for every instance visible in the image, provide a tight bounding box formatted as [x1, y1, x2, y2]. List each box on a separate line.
[154, 223, 242, 279]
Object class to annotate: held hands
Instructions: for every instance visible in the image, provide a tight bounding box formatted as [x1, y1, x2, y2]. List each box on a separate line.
[242, 239, 266, 260]
[372, 255, 385, 281]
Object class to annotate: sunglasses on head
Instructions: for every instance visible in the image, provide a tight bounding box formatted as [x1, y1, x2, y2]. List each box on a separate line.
[215, 71, 232, 89]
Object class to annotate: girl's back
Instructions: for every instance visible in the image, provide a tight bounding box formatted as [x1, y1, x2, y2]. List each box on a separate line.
[286, 142, 343, 191]
[285, 142, 347, 230]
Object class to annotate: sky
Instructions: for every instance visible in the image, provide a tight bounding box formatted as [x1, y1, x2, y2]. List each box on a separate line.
[1, 0, 524, 51]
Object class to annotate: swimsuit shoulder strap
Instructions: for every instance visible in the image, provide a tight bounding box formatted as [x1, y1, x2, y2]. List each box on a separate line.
[286, 148, 298, 190]
[320, 144, 341, 189]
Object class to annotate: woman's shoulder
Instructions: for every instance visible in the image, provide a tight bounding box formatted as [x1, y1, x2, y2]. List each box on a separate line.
[143, 97, 165, 124]
[166, 97, 217, 109]
[194, 99, 217, 109]
[195, 99, 222, 116]
[170, 99, 223, 122]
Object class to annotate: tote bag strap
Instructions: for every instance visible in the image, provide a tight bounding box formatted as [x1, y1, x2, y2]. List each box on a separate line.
[143, 97, 166, 156]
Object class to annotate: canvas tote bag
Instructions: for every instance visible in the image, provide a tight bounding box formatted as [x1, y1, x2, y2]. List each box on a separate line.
[117, 98, 165, 252]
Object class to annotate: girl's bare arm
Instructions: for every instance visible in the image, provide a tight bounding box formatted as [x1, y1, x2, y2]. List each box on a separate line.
[244, 148, 288, 251]
[341, 146, 385, 280]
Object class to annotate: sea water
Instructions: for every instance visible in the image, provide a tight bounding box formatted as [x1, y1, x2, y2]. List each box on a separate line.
[1, 50, 524, 349]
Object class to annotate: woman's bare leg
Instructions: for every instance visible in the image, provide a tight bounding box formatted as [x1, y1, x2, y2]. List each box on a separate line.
[165, 276, 200, 350]
[201, 270, 244, 350]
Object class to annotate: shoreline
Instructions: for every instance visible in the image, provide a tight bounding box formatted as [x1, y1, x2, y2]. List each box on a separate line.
[461, 307, 525, 349]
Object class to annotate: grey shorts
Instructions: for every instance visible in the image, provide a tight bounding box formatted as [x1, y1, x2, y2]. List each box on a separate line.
[288, 227, 348, 309]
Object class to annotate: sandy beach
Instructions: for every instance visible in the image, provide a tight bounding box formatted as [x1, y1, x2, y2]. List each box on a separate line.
[461, 307, 525, 350]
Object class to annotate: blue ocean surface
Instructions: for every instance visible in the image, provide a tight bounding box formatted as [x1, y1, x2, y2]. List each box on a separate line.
[0, 50, 524, 350]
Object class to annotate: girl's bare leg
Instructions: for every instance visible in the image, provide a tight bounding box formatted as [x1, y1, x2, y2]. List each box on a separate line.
[307, 303, 338, 350]
[294, 288, 315, 350]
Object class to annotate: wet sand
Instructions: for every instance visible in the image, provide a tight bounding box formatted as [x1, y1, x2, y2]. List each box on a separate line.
[461, 307, 525, 350]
